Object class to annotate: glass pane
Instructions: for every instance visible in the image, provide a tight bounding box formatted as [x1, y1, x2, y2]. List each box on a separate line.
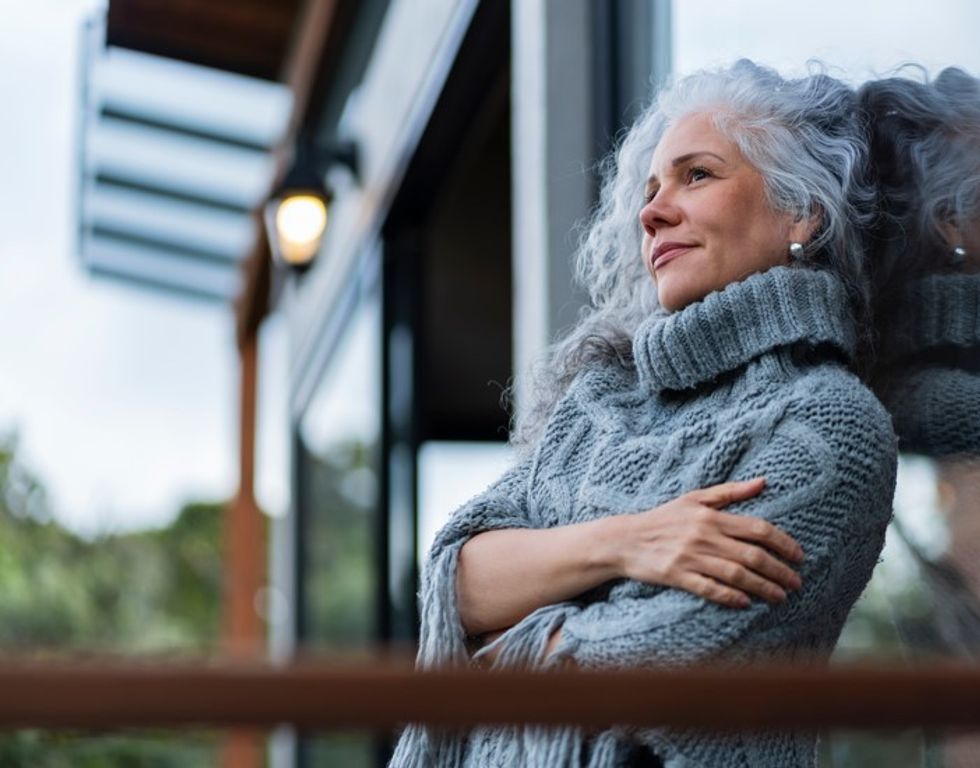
[416, 441, 515, 565]
[295, 292, 382, 766]
[298, 295, 382, 649]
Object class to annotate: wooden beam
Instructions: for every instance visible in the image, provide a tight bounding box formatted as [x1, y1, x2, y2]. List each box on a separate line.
[223, 5, 342, 765]
[221, 325, 264, 768]
[2, 659, 980, 731]
[106, 0, 301, 81]
[223, 333, 263, 658]
[225, 10, 344, 768]
[280, 0, 341, 140]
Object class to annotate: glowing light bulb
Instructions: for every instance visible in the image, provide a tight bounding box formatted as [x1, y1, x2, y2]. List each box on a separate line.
[275, 194, 328, 265]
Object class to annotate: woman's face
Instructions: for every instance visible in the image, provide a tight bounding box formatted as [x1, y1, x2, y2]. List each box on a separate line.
[639, 112, 817, 311]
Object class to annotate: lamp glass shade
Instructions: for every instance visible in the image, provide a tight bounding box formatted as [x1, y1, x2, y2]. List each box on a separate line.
[266, 193, 329, 267]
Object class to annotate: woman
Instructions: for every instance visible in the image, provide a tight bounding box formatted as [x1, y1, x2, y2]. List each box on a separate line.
[391, 60, 898, 767]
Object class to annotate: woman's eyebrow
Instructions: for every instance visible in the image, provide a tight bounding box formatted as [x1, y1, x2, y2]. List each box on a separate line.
[646, 151, 728, 186]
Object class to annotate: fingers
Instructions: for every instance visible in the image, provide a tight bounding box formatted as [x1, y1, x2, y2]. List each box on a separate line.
[727, 537, 802, 592]
[674, 572, 751, 609]
[688, 477, 803, 562]
[674, 554, 798, 609]
[698, 554, 795, 604]
[686, 510, 804, 593]
[715, 511, 805, 564]
[688, 477, 767, 508]
[684, 478, 805, 564]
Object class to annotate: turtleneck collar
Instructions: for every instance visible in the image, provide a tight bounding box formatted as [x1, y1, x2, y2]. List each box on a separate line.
[879, 273, 980, 362]
[633, 265, 857, 392]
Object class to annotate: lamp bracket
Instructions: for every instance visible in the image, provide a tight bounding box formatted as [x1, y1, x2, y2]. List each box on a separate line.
[301, 139, 359, 181]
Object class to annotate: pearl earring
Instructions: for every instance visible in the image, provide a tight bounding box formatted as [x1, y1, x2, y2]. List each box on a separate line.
[952, 245, 967, 264]
[789, 242, 804, 260]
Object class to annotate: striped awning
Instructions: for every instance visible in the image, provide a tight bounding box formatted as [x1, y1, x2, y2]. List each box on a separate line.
[76, 16, 291, 302]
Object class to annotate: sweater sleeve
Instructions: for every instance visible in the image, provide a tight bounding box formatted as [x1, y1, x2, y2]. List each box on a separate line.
[548, 384, 899, 669]
[415, 454, 535, 669]
[878, 365, 980, 457]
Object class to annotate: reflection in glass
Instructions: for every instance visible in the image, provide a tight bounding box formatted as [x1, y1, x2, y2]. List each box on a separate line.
[852, 66, 980, 767]
[299, 300, 380, 649]
[417, 441, 514, 567]
[297, 295, 381, 767]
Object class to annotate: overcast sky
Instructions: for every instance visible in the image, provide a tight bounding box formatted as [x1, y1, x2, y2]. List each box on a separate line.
[1, 0, 241, 534]
[1, 0, 978, 536]
[674, 0, 980, 78]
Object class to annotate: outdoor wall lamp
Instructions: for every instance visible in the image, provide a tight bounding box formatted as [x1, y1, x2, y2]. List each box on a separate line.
[263, 140, 359, 270]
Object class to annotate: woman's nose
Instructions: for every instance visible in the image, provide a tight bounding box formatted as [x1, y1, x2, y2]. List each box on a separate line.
[639, 190, 680, 234]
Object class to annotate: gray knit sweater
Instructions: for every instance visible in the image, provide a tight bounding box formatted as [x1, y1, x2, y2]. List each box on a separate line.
[876, 273, 980, 456]
[390, 265, 899, 768]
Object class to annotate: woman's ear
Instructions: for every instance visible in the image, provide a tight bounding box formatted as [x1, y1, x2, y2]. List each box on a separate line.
[788, 208, 823, 245]
[938, 220, 963, 249]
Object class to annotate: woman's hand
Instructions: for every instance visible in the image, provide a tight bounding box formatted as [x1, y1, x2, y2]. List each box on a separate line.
[614, 477, 805, 608]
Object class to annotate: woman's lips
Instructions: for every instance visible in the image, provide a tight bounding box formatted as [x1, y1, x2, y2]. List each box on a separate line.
[653, 245, 694, 270]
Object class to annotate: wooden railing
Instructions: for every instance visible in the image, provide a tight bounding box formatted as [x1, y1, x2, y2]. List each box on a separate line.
[3, 657, 980, 731]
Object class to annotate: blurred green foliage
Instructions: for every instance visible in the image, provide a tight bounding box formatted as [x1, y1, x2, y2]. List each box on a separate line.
[301, 439, 379, 767]
[0, 434, 224, 765]
[303, 439, 377, 649]
[0, 731, 218, 768]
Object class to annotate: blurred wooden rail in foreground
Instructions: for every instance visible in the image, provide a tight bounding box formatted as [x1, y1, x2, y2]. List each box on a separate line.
[2, 658, 980, 731]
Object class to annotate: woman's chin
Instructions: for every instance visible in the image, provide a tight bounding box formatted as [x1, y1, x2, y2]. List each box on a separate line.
[656, 279, 709, 312]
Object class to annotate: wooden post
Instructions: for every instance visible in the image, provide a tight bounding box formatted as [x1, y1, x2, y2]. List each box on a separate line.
[220, 330, 265, 768]
[226, 4, 342, 764]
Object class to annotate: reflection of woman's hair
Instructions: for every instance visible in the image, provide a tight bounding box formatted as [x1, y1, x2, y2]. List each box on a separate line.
[509, 59, 874, 452]
[860, 67, 980, 279]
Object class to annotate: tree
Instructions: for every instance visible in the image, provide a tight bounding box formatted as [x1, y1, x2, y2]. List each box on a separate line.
[0, 433, 227, 765]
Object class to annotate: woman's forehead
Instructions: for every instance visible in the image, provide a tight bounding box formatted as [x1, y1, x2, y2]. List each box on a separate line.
[648, 112, 739, 174]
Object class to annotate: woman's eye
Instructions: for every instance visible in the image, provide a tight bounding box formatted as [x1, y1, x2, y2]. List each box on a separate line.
[642, 189, 658, 204]
[687, 166, 711, 183]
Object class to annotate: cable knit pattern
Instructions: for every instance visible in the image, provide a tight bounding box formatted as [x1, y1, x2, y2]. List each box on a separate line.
[389, 266, 898, 768]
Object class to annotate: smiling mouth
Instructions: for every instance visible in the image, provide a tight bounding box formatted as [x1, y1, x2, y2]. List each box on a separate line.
[653, 245, 694, 270]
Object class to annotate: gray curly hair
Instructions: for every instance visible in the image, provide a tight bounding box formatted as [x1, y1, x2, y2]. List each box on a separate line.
[860, 66, 980, 279]
[508, 59, 875, 454]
